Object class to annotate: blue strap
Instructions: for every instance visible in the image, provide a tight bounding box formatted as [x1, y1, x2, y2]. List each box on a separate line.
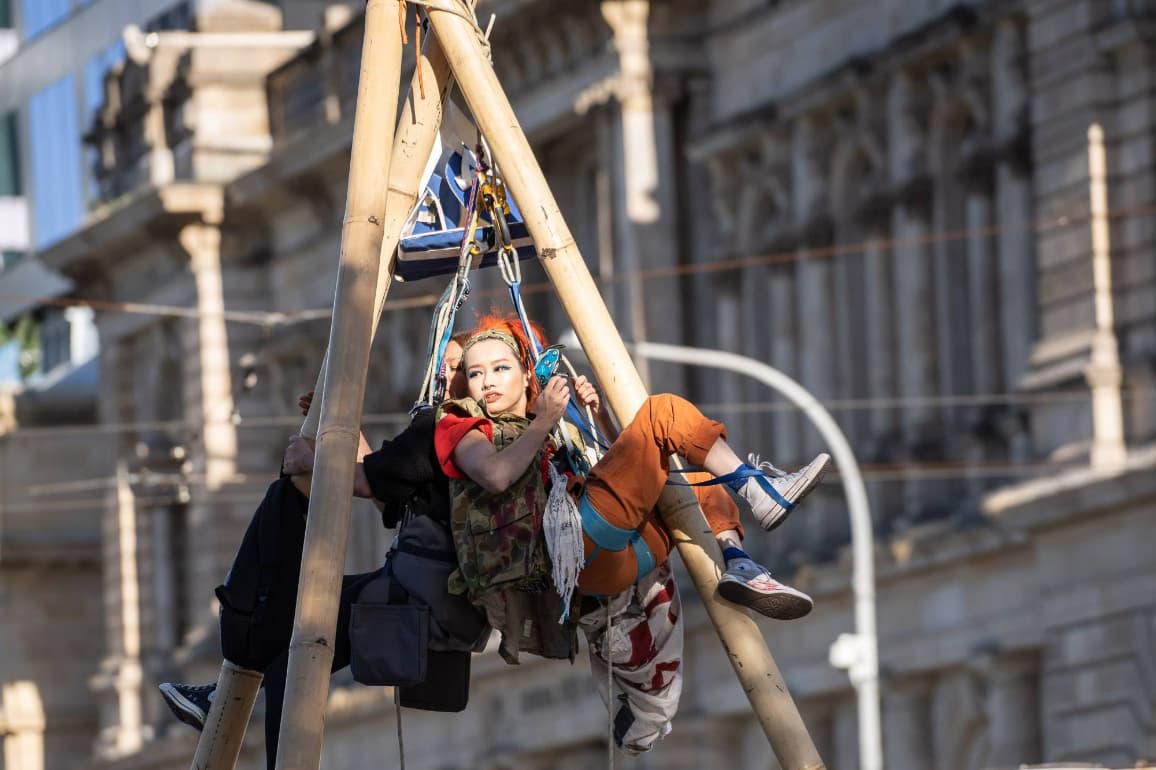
[666, 464, 795, 510]
[577, 494, 656, 582]
[665, 465, 759, 487]
[565, 402, 611, 451]
[578, 494, 636, 550]
[749, 472, 795, 511]
[631, 532, 656, 579]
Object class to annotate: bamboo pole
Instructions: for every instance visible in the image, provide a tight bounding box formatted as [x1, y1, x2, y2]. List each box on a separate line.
[188, 29, 454, 770]
[425, 6, 824, 768]
[274, 1, 402, 767]
[293, 21, 456, 490]
[189, 662, 263, 770]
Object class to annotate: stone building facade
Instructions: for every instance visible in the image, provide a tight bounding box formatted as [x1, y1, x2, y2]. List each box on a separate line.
[3, 0, 1156, 768]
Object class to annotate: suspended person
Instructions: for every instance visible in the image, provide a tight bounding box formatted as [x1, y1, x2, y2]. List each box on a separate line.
[435, 315, 829, 751]
[440, 315, 827, 615]
[159, 336, 486, 769]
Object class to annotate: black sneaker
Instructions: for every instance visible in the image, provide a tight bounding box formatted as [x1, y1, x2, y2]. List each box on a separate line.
[158, 682, 215, 731]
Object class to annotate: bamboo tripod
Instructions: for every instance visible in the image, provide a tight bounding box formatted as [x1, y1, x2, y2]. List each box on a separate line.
[189, 4, 454, 767]
[192, 2, 825, 769]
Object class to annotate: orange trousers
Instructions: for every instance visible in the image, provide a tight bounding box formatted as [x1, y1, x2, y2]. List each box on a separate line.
[577, 393, 743, 595]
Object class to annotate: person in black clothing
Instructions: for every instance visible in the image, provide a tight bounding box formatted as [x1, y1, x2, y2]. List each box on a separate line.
[159, 337, 470, 769]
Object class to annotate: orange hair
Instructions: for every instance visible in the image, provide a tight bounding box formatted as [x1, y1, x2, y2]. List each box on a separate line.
[467, 312, 548, 407]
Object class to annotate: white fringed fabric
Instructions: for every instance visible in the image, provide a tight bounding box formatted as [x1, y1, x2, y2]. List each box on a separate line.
[543, 462, 585, 622]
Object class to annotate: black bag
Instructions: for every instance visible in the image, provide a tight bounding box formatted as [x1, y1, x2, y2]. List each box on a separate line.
[397, 649, 472, 712]
[349, 588, 429, 687]
[390, 514, 489, 651]
[215, 476, 308, 672]
[349, 510, 488, 711]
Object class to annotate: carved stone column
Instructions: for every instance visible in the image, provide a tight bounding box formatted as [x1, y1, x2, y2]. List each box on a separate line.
[862, 225, 895, 440]
[964, 171, 1000, 396]
[961, 167, 1001, 497]
[795, 247, 835, 445]
[715, 274, 745, 438]
[883, 677, 935, 770]
[984, 20, 1036, 463]
[176, 200, 239, 651]
[769, 263, 801, 462]
[831, 90, 884, 449]
[697, 140, 739, 407]
[994, 163, 1033, 394]
[179, 214, 237, 490]
[860, 218, 903, 524]
[649, 719, 745, 770]
[887, 73, 937, 437]
[791, 116, 836, 454]
[931, 670, 987, 770]
[739, 255, 774, 446]
[887, 72, 939, 518]
[601, 0, 685, 393]
[92, 460, 145, 759]
[1, 681, 46, 770]
[977, 653, 1042, 768]
[144, 90, 175, 188]
[735, 131, 792, 448]
[831, 695, 861, 770]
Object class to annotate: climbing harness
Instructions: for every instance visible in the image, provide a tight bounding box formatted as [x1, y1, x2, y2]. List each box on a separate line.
[577, 493, 657, 583]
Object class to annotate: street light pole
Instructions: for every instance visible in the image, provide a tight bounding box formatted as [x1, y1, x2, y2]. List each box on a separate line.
[629, 341, 883, 770]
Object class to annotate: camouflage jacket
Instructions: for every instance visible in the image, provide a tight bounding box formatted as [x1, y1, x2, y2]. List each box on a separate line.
[436, 397, 577, 663]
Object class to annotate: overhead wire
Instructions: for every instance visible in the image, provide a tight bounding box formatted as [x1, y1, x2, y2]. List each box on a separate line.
[0, 200, 1153, 328]
[0, 410, 413, 439]
[0, 456, 1110, 515]
[0, 383, 1151, 442]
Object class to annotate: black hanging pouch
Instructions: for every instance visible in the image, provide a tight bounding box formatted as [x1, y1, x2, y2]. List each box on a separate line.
[397, 649, 471, 712]
[349, 511, 487, 710]
[348, 567, 429, 687]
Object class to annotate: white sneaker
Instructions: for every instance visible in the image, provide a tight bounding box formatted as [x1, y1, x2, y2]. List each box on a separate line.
[718, 559, 813, 620]
[735, 453, 831, 531]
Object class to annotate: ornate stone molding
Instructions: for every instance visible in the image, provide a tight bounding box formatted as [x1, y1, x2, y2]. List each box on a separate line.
[490, 0, 611, 94]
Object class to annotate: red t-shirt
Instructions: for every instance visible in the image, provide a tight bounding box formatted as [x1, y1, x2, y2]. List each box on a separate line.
[434, 413, 575, 491]
[434, 413, 492, 479]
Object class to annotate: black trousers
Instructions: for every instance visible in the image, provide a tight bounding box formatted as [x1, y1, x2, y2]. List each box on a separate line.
[257, 570, 381, 770]
[217, 478, 382, 770]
